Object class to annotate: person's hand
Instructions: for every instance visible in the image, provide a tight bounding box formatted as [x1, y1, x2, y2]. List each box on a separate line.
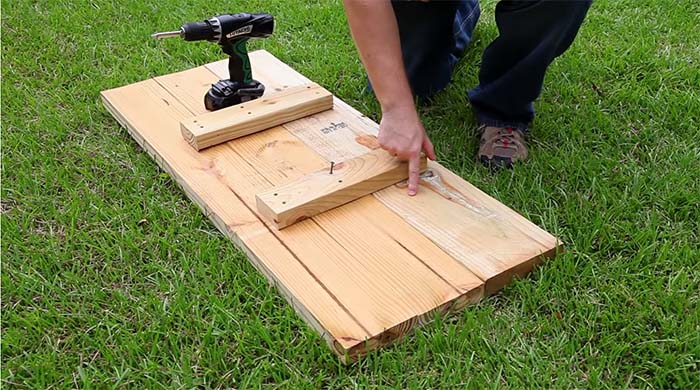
[378, 105, 436, 196]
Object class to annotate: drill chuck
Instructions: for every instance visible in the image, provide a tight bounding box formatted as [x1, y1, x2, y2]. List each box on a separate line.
[181, 19, 221, 42]
[150, 18, 222, 42]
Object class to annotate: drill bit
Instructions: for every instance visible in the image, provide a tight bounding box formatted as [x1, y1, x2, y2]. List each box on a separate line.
[151, 30, 182, 39]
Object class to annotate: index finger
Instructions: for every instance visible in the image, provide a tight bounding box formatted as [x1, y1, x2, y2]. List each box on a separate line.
[407, 155, 421, 196]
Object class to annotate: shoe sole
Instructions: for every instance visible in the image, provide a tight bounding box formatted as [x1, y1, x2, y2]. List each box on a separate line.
[479, 155, 514, 169]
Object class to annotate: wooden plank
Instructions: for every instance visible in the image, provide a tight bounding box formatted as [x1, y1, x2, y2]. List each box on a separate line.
[314, 196, 484, 300]
[100, 79, 372, 358]
[227, 50, 562, 295]
[282, 114, 375, 162]
[153, 65, 484, 360]
[375, 162, 562, 295]
[256, 148, 427, 229]
[226, 127, 476, 335]
[210, 138, 481, 360]
[180, 83, 333, 150]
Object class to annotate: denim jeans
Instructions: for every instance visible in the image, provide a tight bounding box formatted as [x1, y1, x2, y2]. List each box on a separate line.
[387, 0, 592, 129]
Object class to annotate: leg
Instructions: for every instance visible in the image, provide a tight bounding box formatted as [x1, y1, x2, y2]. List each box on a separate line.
[367, 0, 480, 100]
[468, 0, 592, 128]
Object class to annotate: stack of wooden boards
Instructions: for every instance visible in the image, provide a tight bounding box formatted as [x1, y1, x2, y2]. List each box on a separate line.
[101, 50, 561, 363]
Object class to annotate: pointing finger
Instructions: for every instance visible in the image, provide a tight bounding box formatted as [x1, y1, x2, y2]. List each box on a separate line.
[407, 156, 421, 196]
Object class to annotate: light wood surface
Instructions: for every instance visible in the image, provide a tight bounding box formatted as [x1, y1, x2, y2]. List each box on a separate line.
[256, 148, 427, 229]
[211, 52, 563, 295]
[101, 50, 560, 362]
[100, 80, 370, 357]
[375, 162, 561, 295]
[180, 83, 333, 150]
[115, 62, 484, 362]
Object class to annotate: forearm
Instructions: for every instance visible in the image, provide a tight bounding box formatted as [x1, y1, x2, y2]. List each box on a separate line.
[342, 0, 415, 113]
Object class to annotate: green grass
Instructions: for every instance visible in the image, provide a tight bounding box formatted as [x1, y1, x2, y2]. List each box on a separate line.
[2, 0, 699, 387]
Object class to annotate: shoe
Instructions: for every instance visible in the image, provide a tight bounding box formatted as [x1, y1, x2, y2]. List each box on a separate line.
[477, 125, 529, 168]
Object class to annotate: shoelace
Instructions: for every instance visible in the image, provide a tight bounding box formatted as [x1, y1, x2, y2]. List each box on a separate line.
[495, 127, 520, 149]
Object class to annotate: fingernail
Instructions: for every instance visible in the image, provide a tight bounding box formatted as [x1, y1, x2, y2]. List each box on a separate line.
[408, 189, 416, 196]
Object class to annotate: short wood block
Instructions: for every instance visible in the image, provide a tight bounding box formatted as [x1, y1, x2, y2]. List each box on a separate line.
[181, 83, 333, 150]
[256, 149, 428, 229]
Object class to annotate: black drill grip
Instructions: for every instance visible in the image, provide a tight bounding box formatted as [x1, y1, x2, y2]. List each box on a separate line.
[181, 20, 216, 42]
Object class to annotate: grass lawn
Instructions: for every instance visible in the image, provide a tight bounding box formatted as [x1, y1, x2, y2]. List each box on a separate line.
[2, 0, 699, 387]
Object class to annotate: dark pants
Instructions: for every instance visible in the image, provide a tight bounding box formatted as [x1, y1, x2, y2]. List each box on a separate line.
[389, 0, 592, 129]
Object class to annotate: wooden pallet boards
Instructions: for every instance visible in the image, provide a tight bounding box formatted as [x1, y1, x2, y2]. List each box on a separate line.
[208, 51, 562, 295]
[101, 49, 561, 362]
[124, 62, 484, 361]
[99, 79, 371, 356]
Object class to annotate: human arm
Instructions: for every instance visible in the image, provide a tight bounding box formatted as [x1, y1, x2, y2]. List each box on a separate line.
[342, 0, 436, 196]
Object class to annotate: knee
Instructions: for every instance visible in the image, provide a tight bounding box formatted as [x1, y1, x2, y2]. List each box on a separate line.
[391, 0, 478, 100]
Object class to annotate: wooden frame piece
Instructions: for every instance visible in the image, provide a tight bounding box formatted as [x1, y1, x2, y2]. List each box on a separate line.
[181, 83, 333, 150]
[256, 148, 428, 229]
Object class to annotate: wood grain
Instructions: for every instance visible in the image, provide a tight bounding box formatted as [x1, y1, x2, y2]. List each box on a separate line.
[256, 148, 427, 229]
[226, 51, 563, 296]
[375, 162, 562, 295]
[150, 64, 483, 361]
[102, 50, 560, 362]
[180, 83, 333, 150]
[226, 127, 477, 339]
[100, 80, 371, 357]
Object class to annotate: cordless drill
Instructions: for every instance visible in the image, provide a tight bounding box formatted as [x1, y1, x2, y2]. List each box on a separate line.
[152, 13, 274, 111]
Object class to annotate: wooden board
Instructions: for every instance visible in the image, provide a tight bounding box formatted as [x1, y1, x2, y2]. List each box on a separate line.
[181, 83, 333, 150]
[256, 148, 427, 229]
[100, 50, 561, 363]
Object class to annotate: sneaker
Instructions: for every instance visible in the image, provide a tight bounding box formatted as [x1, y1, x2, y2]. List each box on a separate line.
[477, 125, 528, 168]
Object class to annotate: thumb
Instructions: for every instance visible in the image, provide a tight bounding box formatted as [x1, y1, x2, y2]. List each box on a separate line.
[423, 135, 436, 161]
